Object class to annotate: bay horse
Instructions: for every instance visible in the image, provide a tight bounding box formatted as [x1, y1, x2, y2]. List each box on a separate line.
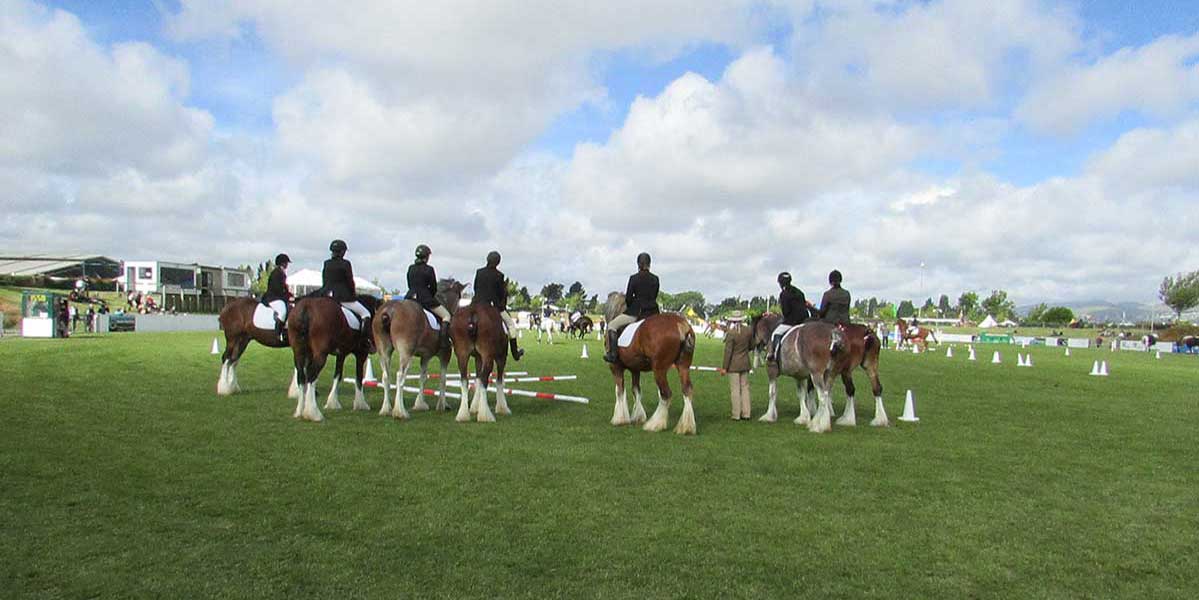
[749, 312, 783, 369]
[449, 302, 510, 423]
[216, 297, 298, 398]
[604, 292, 697, 435]
[373, 282, 464, 419]
[896, 318, 938, 352]
[568, 315, 594, 339]
[288, 294, 379, 422]
[759, 323, 888, 427]
[758, 321, 845, 433]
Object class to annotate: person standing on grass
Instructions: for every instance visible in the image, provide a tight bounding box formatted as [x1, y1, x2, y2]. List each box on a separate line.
[719, 310, 753, 420]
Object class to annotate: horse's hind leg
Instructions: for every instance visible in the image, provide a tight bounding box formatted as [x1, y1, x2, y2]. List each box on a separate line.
[643, 369, 673, 433]
[629, 371, 647, 425]
[303, 354, 328, 422]
[325, 354, 345, 410]
[377, 343, 394, 416]
[794, 378, 812, 426]
[391, 355, 412, 420]
[760, 374, 779, 423]
[229, 337, 251, 393]
[293, 353, 306, 419]
[807, 373, 833, 433]
[412, 355, 431, 412]
[835, 372, 857, 426]
[435, 355, 450, 412]
[610, 369, 630, 426]
[454, 349, 473, 423]
[868, 361, 889, 427]
[673, 364, 696, 436]
[352, 353, 370, 411]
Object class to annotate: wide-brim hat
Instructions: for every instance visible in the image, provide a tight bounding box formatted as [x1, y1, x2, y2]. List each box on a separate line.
[727, 310, 747, 322]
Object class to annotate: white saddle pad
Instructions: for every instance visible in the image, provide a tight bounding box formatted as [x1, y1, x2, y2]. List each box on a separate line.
[618, 320, 645, 348]
[424, 309, 440, 331]
[252, 304, 279, 330]
[772, 323, 793, 337]
[342, 307, 361, 331]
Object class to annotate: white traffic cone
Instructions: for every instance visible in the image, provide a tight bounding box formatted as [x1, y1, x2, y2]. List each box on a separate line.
[1089, 360, 1101, 376]
[597, 331, 602, 341]
[899, 390, 919, 422]
[1016, 353, 1025, 367]
[1099, 361, 1109, 376]
[1026, 354, 1033, 368]
[1156, 351, 1162, 359]
[1065, 347, 1070, 357]
[364, 357, 376, 382]
[581, 344, 589, 359]
[991, 351, 1001, 364]
[946, 346, 954, 358]
[210, 338, 220, 355]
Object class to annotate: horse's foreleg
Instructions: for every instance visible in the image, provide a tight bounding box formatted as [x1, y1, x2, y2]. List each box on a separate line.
[673, 365, 696, 435]
[412, 356, 431, 412]
[643, 370, 673, 433]
[292, 355, 306, 418]
[352, 354, 370, 411]
[793, 379, 812, 425]
[325, 354, 345, 410]
[807, 374, 832, 433]
[217, 360, 232, 396]
[610, 370, 630, 426]
[760, 377, 779, 423]
[629, 371, 647, 425]
[835, 372, 857, 426]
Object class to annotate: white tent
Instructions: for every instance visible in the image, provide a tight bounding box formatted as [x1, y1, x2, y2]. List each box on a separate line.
[286, 268, 384, 298]
[978, 314, 998, 329]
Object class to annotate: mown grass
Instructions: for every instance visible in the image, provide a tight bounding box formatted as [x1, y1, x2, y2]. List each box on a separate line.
[1, 331, 1196, 598]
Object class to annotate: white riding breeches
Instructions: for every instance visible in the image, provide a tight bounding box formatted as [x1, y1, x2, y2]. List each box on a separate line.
[342, 301, 371, 320]
[268, 300, 287, 322]
[431, 304, 452, 323]
[770, 324, 794, 356]
[501, 311, 517, 337]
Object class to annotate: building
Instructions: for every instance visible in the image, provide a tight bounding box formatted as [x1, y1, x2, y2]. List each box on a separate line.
[120, 260, 253, 313]
[0, 254, 121, 282]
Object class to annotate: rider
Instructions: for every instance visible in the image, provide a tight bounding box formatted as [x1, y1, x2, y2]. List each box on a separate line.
[405, 244, 452, 350]
[767, 272, 809, 363]
[604, 252, 660, 363]
[472, 251, 524, 361]
[261, 253, 293, 342]
[815, 269, 851, 325]
[322, 239, 373, 349]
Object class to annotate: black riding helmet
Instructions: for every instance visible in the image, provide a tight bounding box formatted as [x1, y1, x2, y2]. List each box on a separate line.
[329, 239, 347, 256]
[415, 244, 431, 262]
[275, 253, 291, 267]
[636, 252, 651, 269]
[486, 251, 501, 267]
[829, 269, 843, 285]
[777, 272, 791, 287]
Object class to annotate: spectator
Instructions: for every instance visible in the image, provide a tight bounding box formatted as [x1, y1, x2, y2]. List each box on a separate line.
[719, 311, 753, 421]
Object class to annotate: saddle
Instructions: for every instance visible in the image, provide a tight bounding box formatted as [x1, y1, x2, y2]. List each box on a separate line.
[617, 319, 646, 348]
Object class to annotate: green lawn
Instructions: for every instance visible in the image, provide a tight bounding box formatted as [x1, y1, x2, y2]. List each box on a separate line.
[1, 331, 1196, 598]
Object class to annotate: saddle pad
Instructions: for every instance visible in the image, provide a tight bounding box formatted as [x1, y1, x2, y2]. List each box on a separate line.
[424, 309, 440, 331]
[618, 320, 645, 348]
[772, 323, 793, 337]
[252, 304, 278, 330]
[342, 306, 361, 331]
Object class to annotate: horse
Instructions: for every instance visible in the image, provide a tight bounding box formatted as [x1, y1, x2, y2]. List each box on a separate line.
[288, 294, 379, 422]
[759, 323, 888, 427]
[568, 315, 593, 339]
[535, 312, 555, 344]
[749, 312, 783, 369]
[604, 292, 698, 434]
[373, 282, 465, 419]
[896, 318, 938, 351]
[756, 321, 846, 433]
[216, 297, 298, 398]
[1182, 335, 1198, 353]
[449, 302, 510, 423]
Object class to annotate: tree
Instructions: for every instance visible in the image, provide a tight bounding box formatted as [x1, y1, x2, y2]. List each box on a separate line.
[251, 260, 273, 295]
[921, 298, 936, 316]
[981, 289, 1016, 321]
[937, 294, 951, 317]
[1025, 303, 1049, 323]
[540, 283, 564, 305]
[878, 303, 897, 321]
[1042, 306, 1074, 325]
[715, 296, 741, 315]
[1159, 271, 1199, 320]
[897, 300, 915, 318]
[867, 297, 879, 318]
[668, 291, 707, 316]
[568, 281, 585, 298]
[958, 291, 979, 319]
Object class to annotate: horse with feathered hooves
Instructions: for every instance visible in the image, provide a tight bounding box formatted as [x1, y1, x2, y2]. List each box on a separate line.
[758, 321, 844, 433]
[604, 292, 697, 435]
[373, 282, 464, 420]
[288, 295, 378, 422]
[760, 323, 889, 428]
[216, 297, 299, 398]
[449, 303, 509, 423]
[896, 318, 938, 352]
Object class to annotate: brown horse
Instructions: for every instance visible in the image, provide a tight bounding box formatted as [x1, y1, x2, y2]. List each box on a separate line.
[896, 318, 938, 352]
[567, 315, 594, 339]
[373, 282, 464, 419]
[758, 321, 846, 432]
[605, 292, 697, 434]
[760, 323, 888, 427]
[216, 297, 297, 397]
[288, 295, 378, 422]
[449, 302, 509, 423]
[749, 312, 783, 368]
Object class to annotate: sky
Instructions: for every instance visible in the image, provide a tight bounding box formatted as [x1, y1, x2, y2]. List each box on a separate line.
[2, 0, 1197, 306]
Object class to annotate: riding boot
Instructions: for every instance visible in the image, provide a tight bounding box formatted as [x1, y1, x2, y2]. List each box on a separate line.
[603, 330, 620, 363]
[362, 316, 375, 353]
[509, 338, 524, 361]
[438, 325, 451, 352]
[275, 318, 288, 345]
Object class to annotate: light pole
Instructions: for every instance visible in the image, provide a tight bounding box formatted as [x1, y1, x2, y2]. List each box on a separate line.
[918, 262, 925, 317]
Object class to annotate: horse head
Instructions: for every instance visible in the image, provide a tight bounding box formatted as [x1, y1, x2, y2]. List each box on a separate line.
[437, 279, 466, 311]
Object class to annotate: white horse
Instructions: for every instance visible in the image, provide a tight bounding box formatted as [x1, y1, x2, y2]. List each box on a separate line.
[536, 314, 555, 344]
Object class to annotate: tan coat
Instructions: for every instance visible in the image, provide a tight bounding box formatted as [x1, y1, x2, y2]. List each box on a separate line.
[722, 323, 753, 373]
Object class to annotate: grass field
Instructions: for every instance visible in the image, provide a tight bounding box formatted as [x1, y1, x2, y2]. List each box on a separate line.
[2, 330, 1196, 598]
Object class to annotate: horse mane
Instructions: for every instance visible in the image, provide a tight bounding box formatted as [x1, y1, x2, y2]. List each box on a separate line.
[604, 292, 626, 323]
[436, 279, 464, 310]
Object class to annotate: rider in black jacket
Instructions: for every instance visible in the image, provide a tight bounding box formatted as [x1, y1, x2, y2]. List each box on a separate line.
[322, 239, 373, 349]
[473, 251, 523, 360]
[604, 252, 660, 363]
[768, 272, 808, 362]
[262, 253, 293, 341]
[405, 244, 451, 349]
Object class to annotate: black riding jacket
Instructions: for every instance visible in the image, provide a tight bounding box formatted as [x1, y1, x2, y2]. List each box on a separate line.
[819, 286, 852, 325]
[472, 266, 508, 311]
[261, 267, 292, 304]
[623, 270, 660, 318]
[404, 262, 440, 309]
[321, 257, 356, 302]
[779, 285, 809, 326]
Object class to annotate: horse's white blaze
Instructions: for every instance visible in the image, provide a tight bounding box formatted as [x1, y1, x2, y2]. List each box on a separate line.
[673, 395, 697, 435]
[494, 375, 511, 416]
[610, 384, 630, 426]
[760, 379, 779, 422]
[630, 387, 647, 425]
[475, 379, 496, 422]
[287, 369, 300, 400]
[324, 377, 342, 410]
[835, 395, 857, 427]
[870, 396, 890, 427]
[455, 379, 471, 422]
[643, 394, 671, 432]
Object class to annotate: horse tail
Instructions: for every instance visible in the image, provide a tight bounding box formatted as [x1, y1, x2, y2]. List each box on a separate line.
[296, 303, 311, 345]
[467, 310, 479, 341]
[379, 310, 391, 336]
[681, 329, 696, 357]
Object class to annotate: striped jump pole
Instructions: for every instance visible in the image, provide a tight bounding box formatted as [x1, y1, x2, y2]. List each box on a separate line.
[353, 380, 589, 404]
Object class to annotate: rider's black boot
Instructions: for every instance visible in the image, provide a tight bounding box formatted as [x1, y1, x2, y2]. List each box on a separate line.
[362, 316, 375, 353]
[509, 338, 524, 361]
[603, 330, 620, 363]
[275, 319, 288, 345]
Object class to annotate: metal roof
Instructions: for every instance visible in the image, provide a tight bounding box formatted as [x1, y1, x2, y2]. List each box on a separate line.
[0, 255, 119, 276]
